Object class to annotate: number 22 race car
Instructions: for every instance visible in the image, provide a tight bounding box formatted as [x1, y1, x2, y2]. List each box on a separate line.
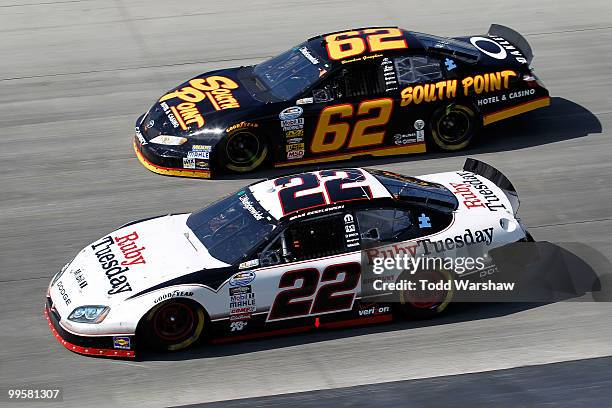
[45, 159, 531, 358]
[134, 25, 550, 179]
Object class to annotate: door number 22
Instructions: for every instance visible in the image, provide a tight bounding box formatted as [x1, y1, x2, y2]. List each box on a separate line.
[268, 263, 361, 321]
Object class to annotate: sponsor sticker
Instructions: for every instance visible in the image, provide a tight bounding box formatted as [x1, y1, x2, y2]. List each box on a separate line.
[90, 231, 147, 296]
[400, 70, 516, 106]
[226, 122, 258, 133]
[470, 36, 527, 64]
[113, 336, 131, 350]
[285, 129, 304, 138]
[299, 47, 319, 64]
[453, 172, 507, 211]
[153, 290, 194, 304]
[281, 118, 304, 131]
[477, 88, 536, 106]
[296, 97, 314, 105]
[195, 160, 209, 170]
[382, 58, 398, 91]
[135, 128, 147, 145]
[418, 213, 431, 228]
[239, 259, 259, 269]
[358, 304, 391, 317]
[393, 133, 417, 145]
[287, 150, 304, 160]
[187, 151, 210, 159]
[239, 195, 264, 220]
[444, 58, 457, 71]
[192, 145, 212, 151]
[230, 321, 248, 331]
[72, 269, 88, 290]
[286, 143, 305, 152]
[344, 213, 359, 248]
[183, 158, 195, 169]
[159, 75, 241, 111]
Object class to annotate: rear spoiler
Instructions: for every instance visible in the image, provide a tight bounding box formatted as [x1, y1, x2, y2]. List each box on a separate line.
[463, 158, 520, 214]
[488, 24, 533, 64]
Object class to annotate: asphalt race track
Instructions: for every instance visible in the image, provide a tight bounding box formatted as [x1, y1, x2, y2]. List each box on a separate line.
[1, 0, 611, 406]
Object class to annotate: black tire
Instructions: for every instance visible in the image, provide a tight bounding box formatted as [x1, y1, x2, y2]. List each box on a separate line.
[429, 103, 480, 151]
[396, 269, 454, 320]
[217, 129, 268, 173]
[140, 299, 206, 352]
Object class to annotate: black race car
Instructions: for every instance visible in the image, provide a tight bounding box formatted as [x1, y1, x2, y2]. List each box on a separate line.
[134, 25, 550, 179]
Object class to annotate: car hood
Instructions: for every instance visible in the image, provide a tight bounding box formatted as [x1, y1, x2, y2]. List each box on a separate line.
[141, 67, 264, 138]
[49, 214, 228, 316]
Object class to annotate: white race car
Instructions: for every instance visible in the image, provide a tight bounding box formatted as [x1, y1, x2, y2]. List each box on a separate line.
[46, 159, 530, 358]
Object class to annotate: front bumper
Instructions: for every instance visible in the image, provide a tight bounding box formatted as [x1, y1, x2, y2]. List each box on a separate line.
[45, 296, 136, 358]
[134, 137, 212, 179]
[134, 111, 213, 179]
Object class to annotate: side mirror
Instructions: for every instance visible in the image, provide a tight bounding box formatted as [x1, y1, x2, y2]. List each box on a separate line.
[313, 88, 332, 103]
[259, 250, 281, 267]
[363, 228, 380, 240]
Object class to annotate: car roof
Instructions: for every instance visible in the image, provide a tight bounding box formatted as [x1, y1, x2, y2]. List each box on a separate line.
[247, 167, 458, 221]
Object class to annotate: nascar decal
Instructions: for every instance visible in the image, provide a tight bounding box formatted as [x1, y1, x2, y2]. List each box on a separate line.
[400, 70, 516, 106]
[279, 106, 303, 120]
[90, 231, 147, 295]
[229, 271, 256, 287]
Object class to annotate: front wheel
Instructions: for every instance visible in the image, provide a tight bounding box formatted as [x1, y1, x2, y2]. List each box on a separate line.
[140, 299, 206, 352]
[217, 129, 268, 173]
[429, 103, 480, 151]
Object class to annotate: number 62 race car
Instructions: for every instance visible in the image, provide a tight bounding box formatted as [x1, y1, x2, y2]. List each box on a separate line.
[134, 24, 550, 179]
[45, 159, 532, 358]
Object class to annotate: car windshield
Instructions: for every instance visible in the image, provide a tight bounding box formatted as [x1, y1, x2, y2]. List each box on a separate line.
[186, 190, 277, 264]
[253, 43, 330, 100]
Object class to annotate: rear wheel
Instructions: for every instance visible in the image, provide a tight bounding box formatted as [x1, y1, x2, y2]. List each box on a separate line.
[396, 269, 454, 320]
[430, 103, 480, 151]
[141, 299, 206, 351]
[218, 129, 268, 173]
